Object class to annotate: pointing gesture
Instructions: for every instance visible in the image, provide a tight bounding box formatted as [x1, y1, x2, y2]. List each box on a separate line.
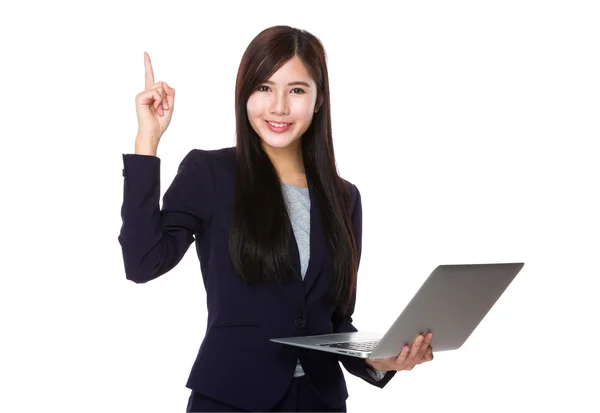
[134, 52, 176, 154]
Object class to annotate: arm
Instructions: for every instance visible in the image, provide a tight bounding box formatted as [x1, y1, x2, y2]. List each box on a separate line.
[118, 149, 214, 283]
[332, 184, 397, 387]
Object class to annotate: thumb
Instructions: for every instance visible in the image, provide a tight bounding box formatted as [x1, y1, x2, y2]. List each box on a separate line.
[164, 82, 175, 107]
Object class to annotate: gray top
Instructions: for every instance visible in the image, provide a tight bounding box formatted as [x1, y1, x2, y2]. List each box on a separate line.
[281, 183, 311, 279]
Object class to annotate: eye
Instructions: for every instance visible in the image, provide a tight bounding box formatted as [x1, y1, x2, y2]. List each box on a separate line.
[257, 85, 271, 92]
[291, 88, 305, 94]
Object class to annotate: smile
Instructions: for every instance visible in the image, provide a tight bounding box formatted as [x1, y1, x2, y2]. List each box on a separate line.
[265, 120, 292, 132]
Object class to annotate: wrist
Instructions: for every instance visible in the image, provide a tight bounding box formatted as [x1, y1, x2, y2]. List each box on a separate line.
[134, 136, 158, 156]
[365, 359, 385, 372]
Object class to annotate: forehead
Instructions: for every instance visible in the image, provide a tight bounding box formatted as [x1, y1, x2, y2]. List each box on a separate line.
[267, 55, 315, 85]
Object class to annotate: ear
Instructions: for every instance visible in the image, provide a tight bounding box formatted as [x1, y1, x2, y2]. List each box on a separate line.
[314, 95, 323, 113]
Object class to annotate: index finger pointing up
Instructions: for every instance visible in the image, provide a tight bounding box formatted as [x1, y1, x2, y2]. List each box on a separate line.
[144, 51, 155, 90]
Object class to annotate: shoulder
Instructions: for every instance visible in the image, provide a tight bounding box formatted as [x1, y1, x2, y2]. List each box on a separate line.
[183, 146, 235, 164]
[167, 147, 236, 197]
[339, 177, 361, 214]
[179, 146, 236, 174]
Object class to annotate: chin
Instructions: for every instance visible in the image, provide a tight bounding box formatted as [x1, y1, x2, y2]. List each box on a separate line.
[261, 137, 299, 150]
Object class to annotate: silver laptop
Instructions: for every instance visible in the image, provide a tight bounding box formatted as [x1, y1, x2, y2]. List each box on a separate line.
[270, 263, 524, 359]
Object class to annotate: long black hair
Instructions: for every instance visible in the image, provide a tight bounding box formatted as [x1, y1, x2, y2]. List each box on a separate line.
[228, 25, 358, 315]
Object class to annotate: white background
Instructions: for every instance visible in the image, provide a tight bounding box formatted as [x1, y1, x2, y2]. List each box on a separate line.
[1, 1, 599, 411]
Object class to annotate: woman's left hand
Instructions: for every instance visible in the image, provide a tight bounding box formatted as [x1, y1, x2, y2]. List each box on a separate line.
[365, 332, 434, 372]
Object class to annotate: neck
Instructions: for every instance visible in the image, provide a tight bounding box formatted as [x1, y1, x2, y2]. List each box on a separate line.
[262, 141, 306, 184]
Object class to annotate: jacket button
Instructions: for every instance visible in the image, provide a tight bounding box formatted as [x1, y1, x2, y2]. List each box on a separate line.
[294, 318, 305, 329]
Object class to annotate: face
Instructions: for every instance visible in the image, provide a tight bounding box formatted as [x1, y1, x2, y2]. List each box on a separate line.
[246, 55, 319, 154]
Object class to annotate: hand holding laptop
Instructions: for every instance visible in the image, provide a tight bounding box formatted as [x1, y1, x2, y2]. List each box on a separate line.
[365, 332, 434, 372]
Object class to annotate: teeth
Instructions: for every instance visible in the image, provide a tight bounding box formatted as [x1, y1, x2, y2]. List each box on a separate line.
[268, 121, 290, 127]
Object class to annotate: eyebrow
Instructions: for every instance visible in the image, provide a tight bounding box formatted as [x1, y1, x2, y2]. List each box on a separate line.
[264, 80, 312, 88]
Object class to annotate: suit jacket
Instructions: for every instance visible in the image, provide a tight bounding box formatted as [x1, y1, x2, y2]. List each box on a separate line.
[118, 146, 396, 411]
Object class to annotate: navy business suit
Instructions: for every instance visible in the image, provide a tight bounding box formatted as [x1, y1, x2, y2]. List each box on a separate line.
[118, 147, 396, 411]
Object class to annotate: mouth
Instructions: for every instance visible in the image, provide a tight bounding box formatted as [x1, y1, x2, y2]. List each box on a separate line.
[265, 120, 292, 132]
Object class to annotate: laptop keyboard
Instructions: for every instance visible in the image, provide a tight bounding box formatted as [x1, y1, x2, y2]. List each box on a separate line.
[321, 340, 380, 352]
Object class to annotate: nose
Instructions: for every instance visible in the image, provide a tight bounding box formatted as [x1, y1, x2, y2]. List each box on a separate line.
[269, 92, 289, 116]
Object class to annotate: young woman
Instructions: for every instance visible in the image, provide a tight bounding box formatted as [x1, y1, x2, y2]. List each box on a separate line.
[119, 25, 434, 412]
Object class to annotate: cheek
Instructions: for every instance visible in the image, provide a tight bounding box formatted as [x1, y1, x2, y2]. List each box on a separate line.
[246, 96, 264, 119]
[291, 101, 316, 122]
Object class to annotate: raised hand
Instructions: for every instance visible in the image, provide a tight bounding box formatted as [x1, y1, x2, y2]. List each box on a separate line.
[134, 52, 175, 155]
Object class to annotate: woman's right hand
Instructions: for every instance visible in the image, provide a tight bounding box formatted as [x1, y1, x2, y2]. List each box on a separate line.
[134, 52, 175, 154]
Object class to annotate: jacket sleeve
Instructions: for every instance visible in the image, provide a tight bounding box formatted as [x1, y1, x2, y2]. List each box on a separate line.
[118, 149, 215, 283]
[332, 184, 397, 387]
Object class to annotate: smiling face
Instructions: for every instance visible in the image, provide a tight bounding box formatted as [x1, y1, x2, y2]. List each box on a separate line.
[246, 55, 319, 155]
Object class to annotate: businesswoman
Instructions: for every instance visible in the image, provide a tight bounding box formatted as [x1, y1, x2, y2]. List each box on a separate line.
[119, 25, 434, 412]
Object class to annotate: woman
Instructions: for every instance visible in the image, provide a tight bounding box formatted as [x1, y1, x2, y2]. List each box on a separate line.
[119, 25, 434, 412]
